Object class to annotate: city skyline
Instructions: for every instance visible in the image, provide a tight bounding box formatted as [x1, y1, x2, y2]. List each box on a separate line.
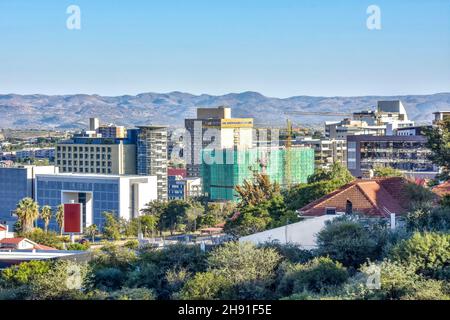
[0, 0, 449, 98]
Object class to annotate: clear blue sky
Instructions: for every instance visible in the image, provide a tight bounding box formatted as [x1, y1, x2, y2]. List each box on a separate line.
[0, 0, 449, 97]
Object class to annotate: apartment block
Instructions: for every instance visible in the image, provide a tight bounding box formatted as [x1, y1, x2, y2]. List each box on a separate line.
[137, 126, 168, 201]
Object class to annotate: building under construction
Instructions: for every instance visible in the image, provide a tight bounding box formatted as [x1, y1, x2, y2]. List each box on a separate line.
[201, 146, 315, 202]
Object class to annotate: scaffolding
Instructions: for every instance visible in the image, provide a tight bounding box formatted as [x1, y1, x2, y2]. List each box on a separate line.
[202, 147, 315, 201]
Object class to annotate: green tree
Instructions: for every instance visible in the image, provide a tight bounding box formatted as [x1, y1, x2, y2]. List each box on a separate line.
[235, 173, 281, 207]
[307, 162, 354, 184]
[102, 212, 121, 240]
[40, 205, 52, 232]
[14, 198, 39, 233]
[424, 117, 450, 180]
[55, 204, 64, 236]
[160, 200, 192, 235]
[372, 165, 404, 177]
[85, 224, 98, 243]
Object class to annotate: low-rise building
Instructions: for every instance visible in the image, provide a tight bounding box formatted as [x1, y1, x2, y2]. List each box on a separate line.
[35, 173, 157, 230]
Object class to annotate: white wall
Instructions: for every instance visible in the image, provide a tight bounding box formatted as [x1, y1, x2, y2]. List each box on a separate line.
[239, 215, 339, 250]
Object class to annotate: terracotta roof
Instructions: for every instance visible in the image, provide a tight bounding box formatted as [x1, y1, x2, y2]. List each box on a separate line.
[0, 237, 57, 250]
[34, 244, 58, 250]
[0, 237, 26, 244]
[0, 225, 7, 231]
[432, 181, 450, 198]
[299, 177, 409, 217]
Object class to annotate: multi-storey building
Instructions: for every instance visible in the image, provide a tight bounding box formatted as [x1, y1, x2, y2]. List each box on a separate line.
[297, 138, 347, 170]
[201, 147, 314, 202]
[137, 126, 168, 201]
[185, 106, 253, 177]
[347, 135, 437, 178]
[56, 136, 136, 175]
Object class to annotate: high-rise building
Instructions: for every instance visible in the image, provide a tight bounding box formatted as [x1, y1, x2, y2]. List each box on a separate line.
[185, 106, 253, 177]
[137, 126, 168, 201]
[201, 147, 314, 202]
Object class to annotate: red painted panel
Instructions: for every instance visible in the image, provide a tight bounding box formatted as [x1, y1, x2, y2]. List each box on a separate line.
[64, 203, 82, 233]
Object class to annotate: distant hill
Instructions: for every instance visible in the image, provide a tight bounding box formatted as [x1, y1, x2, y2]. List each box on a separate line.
[0, 92, 449, 130]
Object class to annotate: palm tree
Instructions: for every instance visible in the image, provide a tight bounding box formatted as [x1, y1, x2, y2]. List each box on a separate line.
[40, 205, 52, 232]
[15, 198, 39, 233]
[55, 204, 64, 236]
[85, 224, 98, 243]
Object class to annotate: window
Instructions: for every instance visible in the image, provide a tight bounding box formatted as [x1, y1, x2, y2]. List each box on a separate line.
[325, 207, 336, 215]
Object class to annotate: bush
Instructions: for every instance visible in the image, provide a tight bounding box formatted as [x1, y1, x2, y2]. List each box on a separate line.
[92, 267, 127, 291]
[390, 232, 450, 278]
[179, 272, 229, 300]
[315, 218, 386, 269]
[91, 244, 137, 272]
[259, 242, 314, 264]
[126, 244, 208, 299]
[277, 257, 348, 296]
[1, 260, 50, 288]
[208, 242, 281, 284]
[108, 287, 156, 300]
[124, 239, 139, 250]
[66, 242, 90, 251]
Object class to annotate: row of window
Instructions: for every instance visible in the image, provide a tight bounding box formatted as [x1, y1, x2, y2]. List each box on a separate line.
[57, 146, 112, 153]
[61, 167, 112, 174]
[57, 160, 112, 167]
[57, 153, 112, 160]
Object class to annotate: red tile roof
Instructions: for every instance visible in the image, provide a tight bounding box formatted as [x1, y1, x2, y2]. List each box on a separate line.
[0, 225, 7, 231]
[0, 237, 57, 250]
[299, 177, 410, 217]
[432, 181, 450, 198]
[0, 237, 25, 244]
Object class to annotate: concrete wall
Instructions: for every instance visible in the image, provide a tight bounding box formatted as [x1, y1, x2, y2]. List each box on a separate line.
[239, 215, 338, 250]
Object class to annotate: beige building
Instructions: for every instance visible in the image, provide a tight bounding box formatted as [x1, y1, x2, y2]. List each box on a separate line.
[56, 142, 136, 175]
[185, 106, 253, 177]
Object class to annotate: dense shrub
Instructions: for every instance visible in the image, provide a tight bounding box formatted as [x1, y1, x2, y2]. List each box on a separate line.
[107, 287, 156, 300]
[390, 232, 450, 279]
[179, 272, 229, 300]
[259, 242, 314, 264]
[315, 218, 387, 269]
[277, 257, 348, 296]
[66, 242, 90, 251]
[406, 207, 450, 232]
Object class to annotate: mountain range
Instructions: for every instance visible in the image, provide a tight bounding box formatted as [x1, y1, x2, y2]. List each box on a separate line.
[1, 92, 449, 130]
